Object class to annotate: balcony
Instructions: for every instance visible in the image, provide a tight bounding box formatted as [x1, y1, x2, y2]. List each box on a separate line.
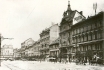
[60, 28, 71, 34]
[39, 47, 49, 51]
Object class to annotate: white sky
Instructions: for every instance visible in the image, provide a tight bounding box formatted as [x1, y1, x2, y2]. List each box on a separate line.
[0, 0, 104, 49]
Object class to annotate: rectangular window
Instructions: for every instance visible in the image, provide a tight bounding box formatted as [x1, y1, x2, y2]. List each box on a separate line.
[88, 34, 91, 41]
[97, 32, 101, 39]
[84, 35, 87, 41]
[77, 29, 78, 34]
[79, 37, 81, 42]
[81, 36, 83, 42]
[75, 37, 76, 43]
[82, 46, 84, 51]
[75, 29, 76, 34]
[79, 28, 81, 33]
[86, 46, 88, 51]
[76, 37, 77, 43]
[92, 44, 95, 50]
[72, 30, 73, 35]
[84, 27, 86, 32]
[92, 33, 96, 40]
[81, 27, 83, 33]
[97, 21, 102, 28]
[82, 27, 84, 32]
[83, 46, 86, 51]
[76, 29, 78, 34]
[73, 30, 75, 35]
[78, 36, 80, 43]
[99, 44, 102, 50]
[88, 25, 91, 30]
[72, 37, 75, 43]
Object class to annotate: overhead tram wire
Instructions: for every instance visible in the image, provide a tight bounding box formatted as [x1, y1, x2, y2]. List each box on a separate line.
[26, 0, 44, 19]
[27, 7, 36, 19]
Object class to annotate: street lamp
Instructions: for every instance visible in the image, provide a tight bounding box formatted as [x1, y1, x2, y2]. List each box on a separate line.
[0, 34, 13, 66]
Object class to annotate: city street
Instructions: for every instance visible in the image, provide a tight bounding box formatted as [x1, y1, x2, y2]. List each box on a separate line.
[0, 61, 104, 70]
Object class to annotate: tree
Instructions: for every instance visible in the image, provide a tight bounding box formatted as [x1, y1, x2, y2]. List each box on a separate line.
[86, 50, 93, 59]
[85, 50, 93, 64]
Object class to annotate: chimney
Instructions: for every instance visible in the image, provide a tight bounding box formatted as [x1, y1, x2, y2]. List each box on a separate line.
[80, 11, 83, 15]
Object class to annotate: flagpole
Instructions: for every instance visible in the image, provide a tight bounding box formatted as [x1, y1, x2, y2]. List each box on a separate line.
[93, 3, 97, 15]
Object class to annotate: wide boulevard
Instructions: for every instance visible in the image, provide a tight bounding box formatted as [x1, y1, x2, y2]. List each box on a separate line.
[0, 60, 104, 70]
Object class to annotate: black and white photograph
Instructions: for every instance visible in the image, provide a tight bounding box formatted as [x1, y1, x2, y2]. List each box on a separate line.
[0, 0, 104, 70]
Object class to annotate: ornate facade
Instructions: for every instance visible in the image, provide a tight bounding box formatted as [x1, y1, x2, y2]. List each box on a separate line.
[20, 38, 35, 59]
[39, 24, 59, 60]
[71, 12, 104, 60]
[59, 1, 85, 61]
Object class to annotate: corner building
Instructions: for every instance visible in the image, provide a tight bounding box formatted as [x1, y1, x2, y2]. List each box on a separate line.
[59, 1, 85, 61]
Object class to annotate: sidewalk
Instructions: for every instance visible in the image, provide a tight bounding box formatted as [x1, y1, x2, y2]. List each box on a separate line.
[0, 63, 11, 70]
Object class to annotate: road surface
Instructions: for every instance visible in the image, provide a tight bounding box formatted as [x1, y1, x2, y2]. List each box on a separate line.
[1, 60, 104, 70]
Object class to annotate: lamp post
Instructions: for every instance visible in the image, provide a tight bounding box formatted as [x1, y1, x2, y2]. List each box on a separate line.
[0, 34, 13, 66]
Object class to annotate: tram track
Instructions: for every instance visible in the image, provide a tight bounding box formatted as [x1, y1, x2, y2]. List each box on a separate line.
[3, 62, 27, 70]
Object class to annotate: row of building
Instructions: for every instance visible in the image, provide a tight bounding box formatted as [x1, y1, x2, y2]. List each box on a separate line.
[15, 2, 104, 62]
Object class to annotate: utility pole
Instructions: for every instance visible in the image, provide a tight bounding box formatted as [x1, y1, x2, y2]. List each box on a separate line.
[0, 34, 13, 66]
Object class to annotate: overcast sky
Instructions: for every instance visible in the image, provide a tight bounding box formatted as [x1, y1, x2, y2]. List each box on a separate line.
[0, 0, 104, 49]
